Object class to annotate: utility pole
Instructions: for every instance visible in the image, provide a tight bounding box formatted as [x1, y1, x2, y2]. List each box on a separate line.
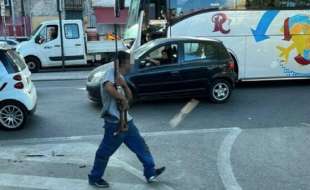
[113, 0, 128, 136]
[57, 0, 65, 71]
[21, 0, 26, 36]
[10, 0, 16, 38]
[1, 0, 7, 40]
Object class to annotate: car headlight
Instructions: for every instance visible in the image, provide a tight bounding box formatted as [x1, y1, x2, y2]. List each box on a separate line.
[92, 71, 106, 83]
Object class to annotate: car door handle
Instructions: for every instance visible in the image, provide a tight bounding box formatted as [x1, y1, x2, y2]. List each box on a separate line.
[75, 44, 81, 46]
[54, 45, 61, 47]
[44, 46, 52, 49]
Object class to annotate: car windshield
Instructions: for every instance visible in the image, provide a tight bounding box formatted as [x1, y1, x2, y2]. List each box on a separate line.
[31, 24, 42, 37]
[134, 40, 159, 59]
[124, 0, 141, 40]
[169, 0, 235, 20]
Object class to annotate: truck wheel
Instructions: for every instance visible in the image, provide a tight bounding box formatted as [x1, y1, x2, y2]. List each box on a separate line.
[0, 102, 28, 130]
[26, 57, 41, 73]
[209, 79, 232, 104]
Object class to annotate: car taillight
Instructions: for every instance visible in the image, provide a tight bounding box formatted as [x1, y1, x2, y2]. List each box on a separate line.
[13, 74, 22, 81]
[228, 60, 235, 70]
[14, 82, 24, 89]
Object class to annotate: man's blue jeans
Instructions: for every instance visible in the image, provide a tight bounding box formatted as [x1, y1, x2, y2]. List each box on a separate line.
[89, 119, 156, 182]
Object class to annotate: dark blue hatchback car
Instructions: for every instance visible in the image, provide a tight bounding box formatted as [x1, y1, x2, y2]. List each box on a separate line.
[86, 37, 237, 103]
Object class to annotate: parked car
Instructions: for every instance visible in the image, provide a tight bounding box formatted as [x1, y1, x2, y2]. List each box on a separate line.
[0, 38, 19, 48]
[0, 44, 37, 130]
[87, 37, 236, 103]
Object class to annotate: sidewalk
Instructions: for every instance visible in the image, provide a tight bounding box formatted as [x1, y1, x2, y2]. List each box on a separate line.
[31, 70, 91, 81]
[0, 128, 231, 190]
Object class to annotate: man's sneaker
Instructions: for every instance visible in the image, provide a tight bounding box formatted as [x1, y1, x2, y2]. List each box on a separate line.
[89, 178, 110, 188]
[147, 167, 166, 183]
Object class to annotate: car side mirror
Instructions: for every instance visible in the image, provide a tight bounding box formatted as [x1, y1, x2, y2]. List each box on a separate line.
[138, 59, 147, 68]
[140, 60, 146, 64]
[35, 36, 44, 44]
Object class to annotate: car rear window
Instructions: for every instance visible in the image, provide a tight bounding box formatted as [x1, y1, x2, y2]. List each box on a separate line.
[217, 43, 231, 59]
[0, 50, 26, 74]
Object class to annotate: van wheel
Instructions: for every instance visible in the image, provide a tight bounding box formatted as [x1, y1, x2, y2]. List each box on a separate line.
[26, 57, 40, 73]
[209, 79, 232, 104]
[0, 102, 28, 130]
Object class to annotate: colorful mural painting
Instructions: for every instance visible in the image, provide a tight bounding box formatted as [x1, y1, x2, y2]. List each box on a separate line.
[277, 14, 310, 66]
[251, 10, 279, 42]
[212, 13, 231, 34]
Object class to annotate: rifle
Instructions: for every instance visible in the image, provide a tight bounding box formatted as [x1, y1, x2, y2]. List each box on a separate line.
[113, 22, 128, 136]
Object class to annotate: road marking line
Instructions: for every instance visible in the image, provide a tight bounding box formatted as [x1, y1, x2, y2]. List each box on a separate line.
[113, 157, 175, 190]
[301, 122, 310, 127]
[0, 173, 161, 190]
[77, 87, 86, 91]
[0, 127, 237, 145]
[217, 128, 242, 190]
[169, 99, 200, 128]
[36, 86, 84, 90]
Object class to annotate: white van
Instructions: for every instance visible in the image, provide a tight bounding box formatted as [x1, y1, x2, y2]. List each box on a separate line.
[0, 44, 37, 130]
[16, 20, 124, 72]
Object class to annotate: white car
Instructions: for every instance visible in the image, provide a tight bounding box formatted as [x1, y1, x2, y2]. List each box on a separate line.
[0, 44, 37, 130]
[0, 38, 19, 48]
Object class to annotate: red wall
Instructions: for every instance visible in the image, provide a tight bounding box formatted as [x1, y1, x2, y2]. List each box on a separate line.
[95, 7, 128, 24]
[0, 16, 31, 37]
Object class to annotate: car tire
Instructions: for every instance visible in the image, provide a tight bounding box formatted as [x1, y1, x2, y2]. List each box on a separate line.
[26, 57, 41, 73]
[0, 102, 28, 130]
[209, 79, 232, 104]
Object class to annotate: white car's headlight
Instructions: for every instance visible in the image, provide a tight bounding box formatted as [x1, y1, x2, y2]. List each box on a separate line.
[92, 71, 106, 83]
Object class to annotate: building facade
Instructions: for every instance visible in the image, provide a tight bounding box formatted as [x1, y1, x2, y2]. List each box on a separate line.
[92, 0, 130, 38]
[0, 0, 130, 39]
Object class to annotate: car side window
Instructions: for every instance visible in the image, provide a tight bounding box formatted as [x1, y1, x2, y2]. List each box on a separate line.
[140, 43, 178, 68]
[35, 25, 58, 44]
[183, 42, 217, 62]
[64, 24, 79, 39]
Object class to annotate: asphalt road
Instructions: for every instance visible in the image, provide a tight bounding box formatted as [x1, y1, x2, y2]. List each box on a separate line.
[1, 79, 310, 139]
[1, 79, 310, 190]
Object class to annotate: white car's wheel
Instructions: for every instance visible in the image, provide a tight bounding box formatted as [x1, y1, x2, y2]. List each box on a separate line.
[0, 102, 27, 130]
[26, 57, 40, 73]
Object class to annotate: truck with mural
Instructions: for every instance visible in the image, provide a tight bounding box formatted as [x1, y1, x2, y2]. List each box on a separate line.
[16, 19, 125, 72]
[124, 0, 310, 80]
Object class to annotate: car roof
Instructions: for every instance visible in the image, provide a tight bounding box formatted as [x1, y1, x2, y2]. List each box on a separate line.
[41, 19, 82, 26]
[0, 38, 18, 42]
[0, 42, 14, 50]
[134, 36, 222, 58]
[150, 37, 221, 45]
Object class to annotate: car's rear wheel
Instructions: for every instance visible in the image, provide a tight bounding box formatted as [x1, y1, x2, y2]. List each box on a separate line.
[209, 79, 232, 104]
[25, 57, 41, 73]
[0, 102, 27, 130]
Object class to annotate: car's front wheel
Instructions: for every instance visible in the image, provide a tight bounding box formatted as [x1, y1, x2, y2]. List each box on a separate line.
[0, 102, 28, 130]
[209, 79, 232, 104]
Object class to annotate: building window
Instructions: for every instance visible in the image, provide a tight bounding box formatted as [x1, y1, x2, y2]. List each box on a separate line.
[64, 0, 83, 10]
[64, 24, 79, 39]
[246, 0, 310, 9]
[4, 0, 10, 6]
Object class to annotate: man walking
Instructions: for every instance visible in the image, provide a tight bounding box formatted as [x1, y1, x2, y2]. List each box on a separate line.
[88, 51, 165, 188]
